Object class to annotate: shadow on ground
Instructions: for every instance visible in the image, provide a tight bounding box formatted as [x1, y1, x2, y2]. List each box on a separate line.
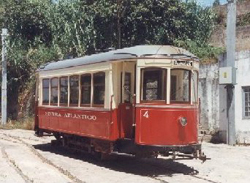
[33, 143, 199, 178]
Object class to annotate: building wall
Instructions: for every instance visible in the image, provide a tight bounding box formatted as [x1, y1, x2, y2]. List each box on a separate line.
[199, 51, 250, 143]
[234, 51, 250, 143]
[199, 64, 220, 132]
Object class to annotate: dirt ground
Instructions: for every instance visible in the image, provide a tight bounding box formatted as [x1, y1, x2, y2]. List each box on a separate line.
[0, 129, 250, 183]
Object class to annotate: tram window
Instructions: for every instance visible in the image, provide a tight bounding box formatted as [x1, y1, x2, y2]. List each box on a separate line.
[81, 74, 91, 105]
[142, 69, 166, 101]
[171, 75, 177, 101]
[93, 72, 105, 105]
[124, 72, 131, 103]
[42, 79, 49, 105]
[171, 70, 190, 102]
[60, 77, 68, 105]
[51, 78, 59, 105]
[70, 75, 79, 105]
[192, 71, 198, 103]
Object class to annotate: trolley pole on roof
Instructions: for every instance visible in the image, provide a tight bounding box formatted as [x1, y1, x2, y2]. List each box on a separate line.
[1, 28, 8, 125]
[226, 0, 237, 145]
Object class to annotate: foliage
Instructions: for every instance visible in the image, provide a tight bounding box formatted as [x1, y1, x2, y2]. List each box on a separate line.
[0, 0, 222, 119]
[2, 0, 219, 59]
[0, 117, 34, 130]
[213, 0, 220, 7]
[175, 39, 225, 62]
[214, 10, 226, 25]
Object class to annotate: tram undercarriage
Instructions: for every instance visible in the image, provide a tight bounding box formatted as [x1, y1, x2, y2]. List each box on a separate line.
[37, 130, 206, 162]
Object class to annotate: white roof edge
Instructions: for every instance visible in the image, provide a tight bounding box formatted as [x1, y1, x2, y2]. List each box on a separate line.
[39, 45, 199, 71]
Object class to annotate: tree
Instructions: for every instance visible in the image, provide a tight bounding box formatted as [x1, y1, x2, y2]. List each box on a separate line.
[213, 0, 220, 7]
[0, 0, 221, 119]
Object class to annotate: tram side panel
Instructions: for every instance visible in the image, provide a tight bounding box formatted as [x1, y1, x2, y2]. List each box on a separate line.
[38, 107, 120, 141]
[135, 107, 198, 146]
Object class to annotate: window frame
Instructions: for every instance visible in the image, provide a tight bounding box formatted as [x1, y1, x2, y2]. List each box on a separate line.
[42, 78, 50, 105]
[170, 69, 191, 104]
[40, 71, 107, 108]
[93, 72, 105, 107]
[242, 86, 250, 119]
[80, 73, 92, 107]
[59, 76, 69, 106]
[50, 77, 59, 106]
[69, 75, 80, 107]
[191, 70, 199, 104]
[140, 67, 167, 104]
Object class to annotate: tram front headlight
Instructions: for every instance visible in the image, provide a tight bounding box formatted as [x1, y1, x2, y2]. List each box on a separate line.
[179, 117, 187, 127]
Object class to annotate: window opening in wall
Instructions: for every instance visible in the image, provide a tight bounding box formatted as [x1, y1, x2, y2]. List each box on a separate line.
[70, 75, 79, 105]
[60, 77, 68, 105]
[51, 78, 59, 105]
[243, 87, 250, 118]
[171, 69, 190, 103]
[93, 72, 105, 106]
[81, 74, 91, 106]
[42, 79, 49, 105]
[142, 68, 166, 102]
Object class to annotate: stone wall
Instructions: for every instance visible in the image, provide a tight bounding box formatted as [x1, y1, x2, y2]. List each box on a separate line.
[210, 1, 250, 51]
[210, 25, 250, 52]
[215, 1, 250, 17]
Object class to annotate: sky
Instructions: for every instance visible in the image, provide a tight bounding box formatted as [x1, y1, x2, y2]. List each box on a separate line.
[195, 0, 228, 7]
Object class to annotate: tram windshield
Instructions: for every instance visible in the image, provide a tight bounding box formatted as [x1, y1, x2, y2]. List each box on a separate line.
[140, 68, 197, 104]
[141, 68, 166, 102]
[171, 69, 190, 103]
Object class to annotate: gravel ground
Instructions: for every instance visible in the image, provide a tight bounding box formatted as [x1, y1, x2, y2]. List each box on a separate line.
[0, 129, 250, 183]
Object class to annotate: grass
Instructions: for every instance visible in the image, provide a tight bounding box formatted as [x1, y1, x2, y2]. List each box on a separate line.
[0, 117, 34, 130]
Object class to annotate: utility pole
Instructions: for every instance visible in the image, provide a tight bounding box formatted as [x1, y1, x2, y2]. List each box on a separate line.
[1, 28, 8, 125]
[226, 0, 237, 145]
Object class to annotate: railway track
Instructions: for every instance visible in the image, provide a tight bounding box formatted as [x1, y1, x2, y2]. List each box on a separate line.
[0, 131, 219, 183]
[0, 132, 84, 183]
[1, 147, 32, 183]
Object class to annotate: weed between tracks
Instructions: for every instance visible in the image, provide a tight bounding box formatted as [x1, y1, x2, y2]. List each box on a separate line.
[0, 117, 34, 130]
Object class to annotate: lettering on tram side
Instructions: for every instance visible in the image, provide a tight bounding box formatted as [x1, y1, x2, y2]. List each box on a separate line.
[44, 112, 97, 121]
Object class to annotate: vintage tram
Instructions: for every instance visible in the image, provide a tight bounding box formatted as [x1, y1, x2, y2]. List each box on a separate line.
[35, 45, 206, 160]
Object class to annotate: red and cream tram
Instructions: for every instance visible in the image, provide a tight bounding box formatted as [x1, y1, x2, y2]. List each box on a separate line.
[35, 45, 206, 160]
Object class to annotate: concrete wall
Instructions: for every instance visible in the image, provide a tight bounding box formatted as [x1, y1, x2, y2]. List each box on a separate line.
[234, 51, 250, 143]
[199, 64, 220, 132]
[200, 51, 250, 144]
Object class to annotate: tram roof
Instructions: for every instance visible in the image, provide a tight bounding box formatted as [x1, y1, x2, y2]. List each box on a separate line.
[39, 45, 198, 71]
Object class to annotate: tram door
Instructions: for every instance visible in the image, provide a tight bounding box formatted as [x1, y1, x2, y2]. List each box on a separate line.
[119, 63, 135, 139]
